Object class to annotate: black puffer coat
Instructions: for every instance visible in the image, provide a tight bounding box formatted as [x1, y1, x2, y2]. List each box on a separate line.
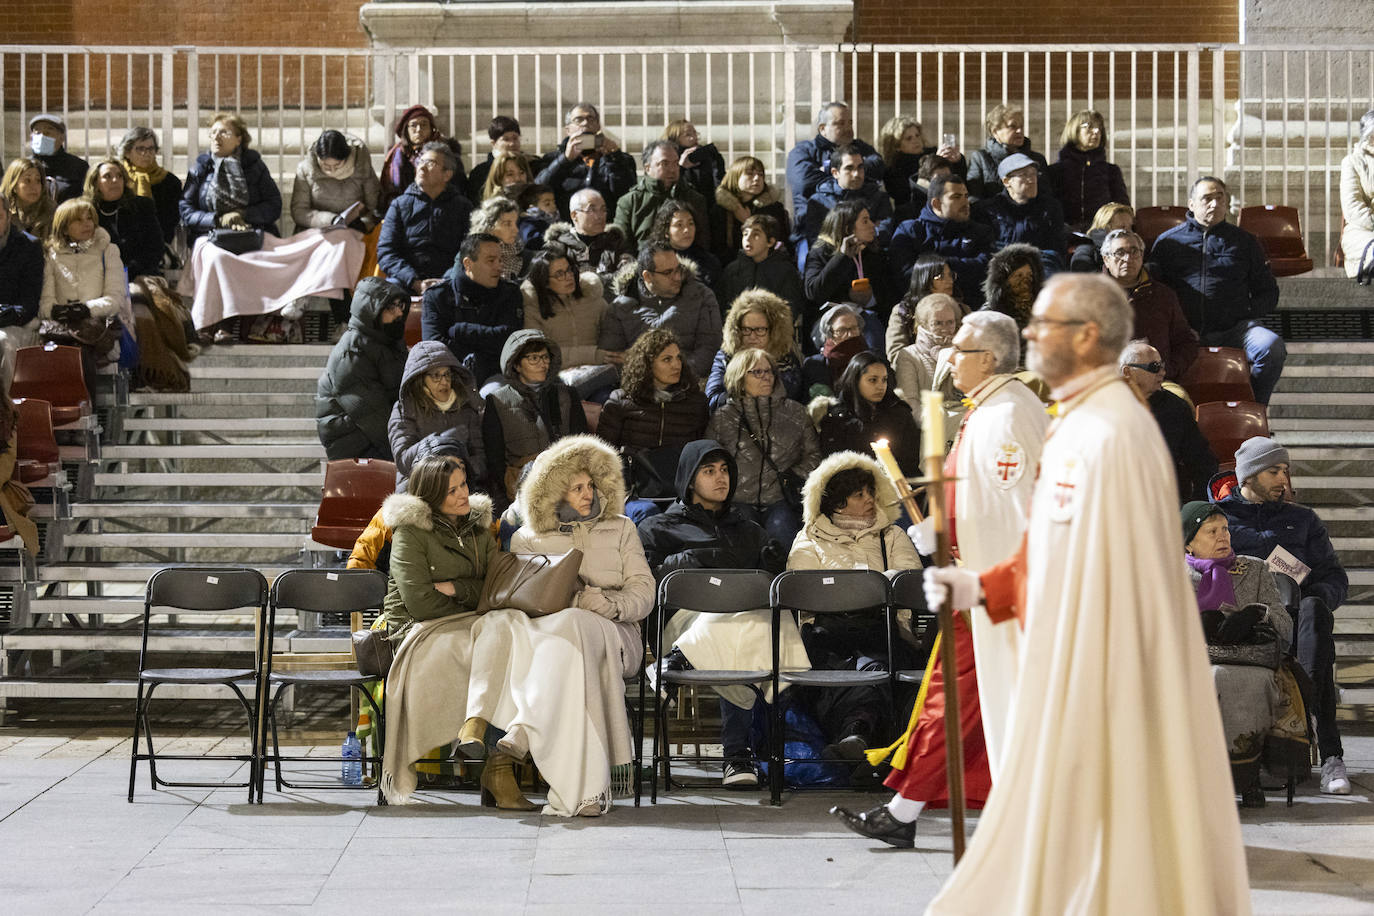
[1048, 143, 1130, 229]
[315, 278, 410, 460]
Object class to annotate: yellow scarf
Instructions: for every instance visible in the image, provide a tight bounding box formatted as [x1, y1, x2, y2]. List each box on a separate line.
[123, 158, 169, 199]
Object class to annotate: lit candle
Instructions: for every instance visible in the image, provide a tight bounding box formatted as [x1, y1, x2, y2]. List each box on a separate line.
[921, 390, 946, 462]
[870, 438, 907, 492]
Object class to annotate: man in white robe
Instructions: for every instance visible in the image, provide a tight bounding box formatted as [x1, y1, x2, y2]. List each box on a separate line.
[923, 273, 1250, 915]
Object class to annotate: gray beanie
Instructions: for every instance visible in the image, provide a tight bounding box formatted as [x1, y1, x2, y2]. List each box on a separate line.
[1234, 436, 1289, 485]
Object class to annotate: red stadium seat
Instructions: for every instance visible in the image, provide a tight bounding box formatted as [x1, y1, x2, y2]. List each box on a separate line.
[1238, 205, 1314, 277]
[405, 298, 423, 348]
[10, 344, 91, 428]
[1134, 206, 1190, 252]
[13, 398, 61, 485]
[1178, 347, 1254, 405]
[310, 458, 397, 550]
[1195, 401, 1270, 469]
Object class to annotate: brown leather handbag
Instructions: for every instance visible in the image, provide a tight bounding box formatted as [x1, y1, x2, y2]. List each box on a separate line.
[476, 550, 584, 617]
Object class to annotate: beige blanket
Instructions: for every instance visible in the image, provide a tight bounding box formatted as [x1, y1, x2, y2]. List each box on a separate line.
[379, 612, 478, 804]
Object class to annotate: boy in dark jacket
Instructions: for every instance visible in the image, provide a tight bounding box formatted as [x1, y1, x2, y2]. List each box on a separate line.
[715, 215, 805, 322]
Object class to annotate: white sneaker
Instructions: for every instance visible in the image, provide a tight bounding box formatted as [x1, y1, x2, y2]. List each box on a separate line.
[1320, 756, 1351, 795]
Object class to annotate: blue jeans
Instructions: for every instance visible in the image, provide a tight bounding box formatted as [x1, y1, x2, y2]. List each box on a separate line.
[736, 501, 803, 550]
[624, 499, 664, 524]
[720, 697, 756, 758]
[1200, 321, 1287, 405]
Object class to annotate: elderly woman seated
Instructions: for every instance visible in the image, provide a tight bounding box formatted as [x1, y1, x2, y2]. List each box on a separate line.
[462, 435, 654, 815]
[179, 113, 367, 344]
[707, 289, 804, 409]
[891, 292, 960, 417]
[1182, 500, 1301, 808]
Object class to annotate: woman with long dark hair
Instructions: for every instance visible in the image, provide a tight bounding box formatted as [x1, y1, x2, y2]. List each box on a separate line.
[521, 246, 613, 397]
[817, 350, 921, 474]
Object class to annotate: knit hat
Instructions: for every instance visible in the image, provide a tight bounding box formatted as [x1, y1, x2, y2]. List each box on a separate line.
[28, 113, 66, 133]
[1181, 500, 1223, 546]
[997, 152, 1036, 180]
[1234, 436, 1289, 486]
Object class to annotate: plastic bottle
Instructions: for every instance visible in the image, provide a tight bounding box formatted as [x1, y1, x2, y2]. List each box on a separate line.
[341, 731, 362, 785]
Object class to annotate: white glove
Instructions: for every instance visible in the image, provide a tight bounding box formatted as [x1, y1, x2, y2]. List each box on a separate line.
[574, 586, 615, 618]
[907, 518, 936, 555]
[923, 566, 981, 611]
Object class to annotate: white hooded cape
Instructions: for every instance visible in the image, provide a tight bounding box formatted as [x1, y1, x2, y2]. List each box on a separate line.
[952, 375, 1048, 776]
[928, 371, 1250, 916]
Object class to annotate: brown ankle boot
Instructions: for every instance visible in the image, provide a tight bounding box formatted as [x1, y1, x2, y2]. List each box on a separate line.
[480, 752, 538, 811]
[457, 716, 489, 760]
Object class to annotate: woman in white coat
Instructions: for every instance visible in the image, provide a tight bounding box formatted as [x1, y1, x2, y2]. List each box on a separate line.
[463, 434, 654, 816]
[1340, 109, 1374, 278]
[37, 198, 131, 368]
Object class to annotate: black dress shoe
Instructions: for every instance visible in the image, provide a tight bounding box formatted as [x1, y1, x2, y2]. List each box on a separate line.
[830, 803, 916, 848]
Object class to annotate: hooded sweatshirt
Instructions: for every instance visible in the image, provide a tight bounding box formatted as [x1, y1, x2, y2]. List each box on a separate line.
[315, 277, 410, 459]
[387, 340, 485, 485]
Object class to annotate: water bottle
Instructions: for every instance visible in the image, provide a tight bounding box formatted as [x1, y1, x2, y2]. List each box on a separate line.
[341, 731, 362, 786]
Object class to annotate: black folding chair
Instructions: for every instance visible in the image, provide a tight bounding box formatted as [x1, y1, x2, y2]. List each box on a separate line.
[889, 569, 939, 686]
[651, 569, 775, 802]
[260, 568, 389, 800]
[769, 569, 894, 806]
[128, 567, 269, 803]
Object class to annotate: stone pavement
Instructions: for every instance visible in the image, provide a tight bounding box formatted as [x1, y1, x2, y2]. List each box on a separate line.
[0, 725, 1371, 914]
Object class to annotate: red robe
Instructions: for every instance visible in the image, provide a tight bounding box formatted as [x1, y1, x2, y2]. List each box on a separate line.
[883, 445, 994, 806]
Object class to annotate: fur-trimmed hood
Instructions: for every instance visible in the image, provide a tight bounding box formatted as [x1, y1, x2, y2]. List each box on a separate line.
[610, 252, 701, 297]
[380, 490, 493, 532]
[715, 182, 783, 212]
[722, 288, 798, 360]
[543, 220, 627, 255]
[516, 434, 627, 534]
[801, 450, 902, 530]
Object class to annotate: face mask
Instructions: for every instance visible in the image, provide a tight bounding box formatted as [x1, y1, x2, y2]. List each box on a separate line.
[31, 133, 58, 156]
[382, 319, 406, 341]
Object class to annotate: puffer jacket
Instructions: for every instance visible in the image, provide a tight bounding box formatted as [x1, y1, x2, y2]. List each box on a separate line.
[482, 328, 588, 505]
[705, 388, 820, 508]
[796, 176, 894, 245]
[179, 147, 282, 246]
[377, 183, 473, 292]
[533, 138, 638, 219]
[421, 268, 523, 384]
[94, 195, 163, 280]
[511, 434, 655, 674]
[637, 438, 787, 577]
[888, 205, 996, 303]
[37, 227, 127, 322]
[1218, 491, 1348, 612]
[715, 183, 791, 258]
[290, 135, 382, 231]
[818, 393, 921, 474]
[787, 450, 921, 573]
[715, 246, 805, 325]
[613, 175, 711, 250]
[1048, 143, 1130, 229]
[387, 340, 485, 485]
[521, 271, 607, 369]
[315, 277, 410, 459]
[378, 490, 495, 642]
[965, 137, 1050, 202]
[1150, 215, 1280, 336]
[1126, 269, 1198, 381]
[0, 226, 45, 329]
[597, 380, 709, 456]
[542, 221, 632, 284]
[706, 288, 804, 409]
[600, 261, 722, 378]
[802, 240, 900, 326]
[785, 133, 886, 214]
[973, 191, 1068, 261]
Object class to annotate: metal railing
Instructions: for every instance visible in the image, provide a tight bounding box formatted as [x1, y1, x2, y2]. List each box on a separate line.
[3, 42, 1371, 264]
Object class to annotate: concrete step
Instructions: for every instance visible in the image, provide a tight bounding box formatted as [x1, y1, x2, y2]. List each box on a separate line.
[70, 502, 317, 519]
[1, 627, 262, 653]
[102, 445, 327, 460]
[124, 392, 316, 408]
[1285, 342, 1374, 357]
[62, 532, 309, 550]
[93, 472, 322, 488]
[36, 564, 298, 583]
[1280, 432, 1374, 447]
[1271, 418, 1374, 431]
[0, 679, 262, 700]
[1268, 393, 1374, 406]
[122, 417, 318, 433]
[1281, 366, 1374, 379]
[190, 366, 323, 381]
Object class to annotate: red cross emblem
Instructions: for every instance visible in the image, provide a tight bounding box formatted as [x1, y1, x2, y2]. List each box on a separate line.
[997, 456, 1018, 481]
[1054, 480, 1076, 508]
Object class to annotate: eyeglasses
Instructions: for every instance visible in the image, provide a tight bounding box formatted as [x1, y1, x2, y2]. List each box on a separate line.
[1105, 248, 1144, 261]
[1126, 360, 1164, 374]
[208, 128, 237, 139]
[830, 324, 861, 340]
[574, 205, 606, 214]
[746, 368, 775, 379]
[549, 268, 575, 280]
[648, 266, 682, 278]
[953, 346, 989, 356]
[416, 158, 445, 170]
[425, 370, 453, 382]
[1025, 316, 1087, 332]
[740, 325, 770, 338]
[521, 353, 552, 365]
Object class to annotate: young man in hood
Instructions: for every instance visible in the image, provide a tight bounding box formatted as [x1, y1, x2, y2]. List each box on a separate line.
[637, 439, 802, 788]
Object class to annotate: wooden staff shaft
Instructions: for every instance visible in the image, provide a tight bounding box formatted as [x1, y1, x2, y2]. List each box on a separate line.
[924, 450, 967, 864]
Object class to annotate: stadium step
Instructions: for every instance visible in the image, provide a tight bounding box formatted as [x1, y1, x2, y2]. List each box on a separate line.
[69, 501, 316, 519]
[102, 444, 327, 460]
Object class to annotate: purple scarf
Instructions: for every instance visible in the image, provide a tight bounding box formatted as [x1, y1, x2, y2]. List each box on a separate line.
[1187, 552, 1238, 611]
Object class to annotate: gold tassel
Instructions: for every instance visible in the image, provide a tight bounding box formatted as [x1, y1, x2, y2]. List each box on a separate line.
[864, 630, 942, 768]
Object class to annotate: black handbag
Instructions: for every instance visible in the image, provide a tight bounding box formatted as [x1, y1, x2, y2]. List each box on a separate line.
[208, 228, 264, 255]
[351, 627, 394, 679]
[626, 445, 680, 499]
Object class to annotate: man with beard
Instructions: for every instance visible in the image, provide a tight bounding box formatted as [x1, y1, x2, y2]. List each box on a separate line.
[920, 273, 1249, 914]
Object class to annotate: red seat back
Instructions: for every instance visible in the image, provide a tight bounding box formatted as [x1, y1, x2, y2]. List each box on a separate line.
[13, 397, 60, 483]
[1135, 206, 1189, 252]
[404, 298, 423, 348]
[1195, 401, 1270, 468]
[1178, 347, 1254, 405]
[10, 344, 91, 425]
[1237, 205, 1314, 276]
[311, 458, 397, 549]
